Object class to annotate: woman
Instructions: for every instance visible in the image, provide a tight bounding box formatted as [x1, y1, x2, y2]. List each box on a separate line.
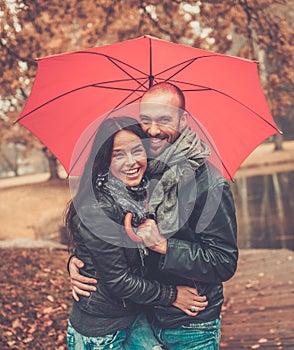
[66, 117, 207, 349]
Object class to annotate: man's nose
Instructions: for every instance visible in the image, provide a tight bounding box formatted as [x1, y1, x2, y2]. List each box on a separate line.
[148, 122, 160, 137]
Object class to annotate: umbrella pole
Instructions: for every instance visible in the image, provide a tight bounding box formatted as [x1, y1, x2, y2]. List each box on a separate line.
[148, 36, 154, 88]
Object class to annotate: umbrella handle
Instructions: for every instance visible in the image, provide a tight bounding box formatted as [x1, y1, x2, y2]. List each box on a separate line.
[124, 212, 143, 243]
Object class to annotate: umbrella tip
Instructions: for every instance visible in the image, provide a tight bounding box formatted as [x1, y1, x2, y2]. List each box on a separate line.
[144, 35, 159, 40]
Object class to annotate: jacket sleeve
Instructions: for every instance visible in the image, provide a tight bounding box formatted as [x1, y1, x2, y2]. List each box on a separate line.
[76, 200, 177, 306]
[158, 180, 238, 283]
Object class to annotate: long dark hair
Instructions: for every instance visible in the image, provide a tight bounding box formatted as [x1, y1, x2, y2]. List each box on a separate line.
[65, 116, 146, 248]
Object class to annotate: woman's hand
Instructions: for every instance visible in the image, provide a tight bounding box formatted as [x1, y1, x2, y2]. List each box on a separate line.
[172, 286, 208, 316]
[136, 219, 167, 254]
[69, 256, 98, 301]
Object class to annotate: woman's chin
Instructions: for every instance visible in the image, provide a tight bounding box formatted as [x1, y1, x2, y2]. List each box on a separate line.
[124, 175, 143, 187]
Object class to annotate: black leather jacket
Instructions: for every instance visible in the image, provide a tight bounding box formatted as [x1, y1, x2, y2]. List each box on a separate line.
[147, 162, 238, 329]
[70, 183, 177, 335]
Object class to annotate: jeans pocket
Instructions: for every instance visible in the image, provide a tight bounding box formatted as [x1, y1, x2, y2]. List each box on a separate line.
[177, 319, 221, 349]
[181, 318, 220, 331]
[87, 331, 124, 349]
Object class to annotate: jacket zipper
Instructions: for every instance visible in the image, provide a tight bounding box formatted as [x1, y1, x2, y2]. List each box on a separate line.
[122, 188, 149, 308]
[122, 298, 126, 308]
[193, 280, 199, 293]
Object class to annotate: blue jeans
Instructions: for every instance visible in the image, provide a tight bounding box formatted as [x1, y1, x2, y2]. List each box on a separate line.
[152, 318, 221, 350]
[67, 313, 163, 350]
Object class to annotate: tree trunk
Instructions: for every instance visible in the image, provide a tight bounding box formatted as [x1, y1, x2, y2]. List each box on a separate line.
[43, 148, 60, 180]
[273, 133, 283, 151]
[48, 155, 60, 180]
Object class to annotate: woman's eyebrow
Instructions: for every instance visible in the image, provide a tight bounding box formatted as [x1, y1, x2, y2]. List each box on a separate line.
[132, 143, 144, 150]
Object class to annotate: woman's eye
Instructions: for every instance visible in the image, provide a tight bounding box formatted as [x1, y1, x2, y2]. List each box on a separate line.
[113, 152, 124, 159]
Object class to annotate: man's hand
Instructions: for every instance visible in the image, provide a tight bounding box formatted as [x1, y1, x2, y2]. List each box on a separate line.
[137, 219, 167, 254]
[69, 256, 97, 301]
[173, 286, 208, 316]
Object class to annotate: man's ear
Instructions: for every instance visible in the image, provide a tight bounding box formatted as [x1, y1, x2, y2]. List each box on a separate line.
[179, 111, 188, 131]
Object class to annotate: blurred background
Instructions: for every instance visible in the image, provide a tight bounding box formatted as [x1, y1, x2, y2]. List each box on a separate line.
[1, 0, 293, 250]
[0, 2, 293, 349]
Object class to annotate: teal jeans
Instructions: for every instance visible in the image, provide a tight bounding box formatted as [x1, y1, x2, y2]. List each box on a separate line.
[67, 313, 163, 350]
[152, 318, 221, 350]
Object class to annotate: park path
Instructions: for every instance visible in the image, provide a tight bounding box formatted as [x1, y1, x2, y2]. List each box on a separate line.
[221, 249, 294, 349]
[0, 140, 294, 189]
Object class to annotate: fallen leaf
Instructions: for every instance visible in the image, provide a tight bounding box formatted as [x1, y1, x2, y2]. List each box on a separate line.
[47, 295, 54, 302]
[258, 338, 268, 343]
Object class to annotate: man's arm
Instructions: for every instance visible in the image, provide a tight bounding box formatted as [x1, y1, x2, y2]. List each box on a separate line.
[68, 255, 97, 301]
[160, 181, 238, 283]
[138, 180, 238, 283]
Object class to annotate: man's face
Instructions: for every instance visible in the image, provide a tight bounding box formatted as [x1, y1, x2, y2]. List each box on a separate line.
[139, 92, 187, 156]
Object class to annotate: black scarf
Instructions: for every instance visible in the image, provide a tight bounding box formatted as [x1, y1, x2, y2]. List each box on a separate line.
[96, 173, 149, 227]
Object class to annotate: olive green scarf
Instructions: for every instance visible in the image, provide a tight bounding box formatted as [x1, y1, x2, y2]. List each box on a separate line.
[147, 126, 211, 236]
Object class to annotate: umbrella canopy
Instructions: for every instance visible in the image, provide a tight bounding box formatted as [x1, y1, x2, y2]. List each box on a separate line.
[17, 35, 280, 180]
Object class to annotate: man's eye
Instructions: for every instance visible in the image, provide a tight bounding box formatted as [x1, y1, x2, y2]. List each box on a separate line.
[140, 117, 151, 124]
[159, 118, 170, 124]
[134, 148, 144, 154]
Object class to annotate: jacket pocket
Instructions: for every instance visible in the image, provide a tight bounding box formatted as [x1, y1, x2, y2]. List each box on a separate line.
[78, 293, 125, 317]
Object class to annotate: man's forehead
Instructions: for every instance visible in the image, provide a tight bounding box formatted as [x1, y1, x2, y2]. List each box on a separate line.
[141, 90, 178, 104]
[139, 102, 180, 118]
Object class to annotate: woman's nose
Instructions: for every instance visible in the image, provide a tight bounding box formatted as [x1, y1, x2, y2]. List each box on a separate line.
[125, 153, 136, 165]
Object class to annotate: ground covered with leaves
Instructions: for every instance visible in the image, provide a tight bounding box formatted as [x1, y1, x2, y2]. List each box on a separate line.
[1, 247, 293, 349]
[0, 248, 71, 349]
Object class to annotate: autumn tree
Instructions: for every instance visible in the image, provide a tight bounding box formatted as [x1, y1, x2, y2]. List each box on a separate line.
[0, 0, 293, 177]
[0, 0, 199, 178]
[198, 0, 294, 149]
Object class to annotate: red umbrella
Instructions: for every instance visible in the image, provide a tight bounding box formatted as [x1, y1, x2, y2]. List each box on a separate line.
[17, 35, 280, 180]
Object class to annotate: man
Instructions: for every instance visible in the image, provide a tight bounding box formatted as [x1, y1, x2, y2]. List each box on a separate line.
[68, 82, 238, 349]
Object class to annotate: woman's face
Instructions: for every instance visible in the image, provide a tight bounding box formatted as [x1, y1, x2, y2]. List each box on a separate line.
[110, 130, 147, 187]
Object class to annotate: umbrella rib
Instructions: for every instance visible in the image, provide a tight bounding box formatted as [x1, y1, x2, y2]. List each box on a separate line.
[69, 92, 146, 174]
[16, 82, 147, 122]
[152, 77, 211, 91]
[187, 112, 234, 181]
[190, 88, 279, 131]
[69, 127, 98, 175]
[101, 78, 150, 118]
[106, 56, 149, 89]
[94, 77, 147, 86]
[93, 85, 146, 92]
[165, 78, 280, 132]
[156, 55, 222, 79]
[94, 76, 150, 119]
[73, 51, 150, 89]
[74, 51, 149, 77]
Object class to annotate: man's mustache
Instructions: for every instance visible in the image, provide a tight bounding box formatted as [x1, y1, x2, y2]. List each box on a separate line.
[147, 135, 166, 140]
